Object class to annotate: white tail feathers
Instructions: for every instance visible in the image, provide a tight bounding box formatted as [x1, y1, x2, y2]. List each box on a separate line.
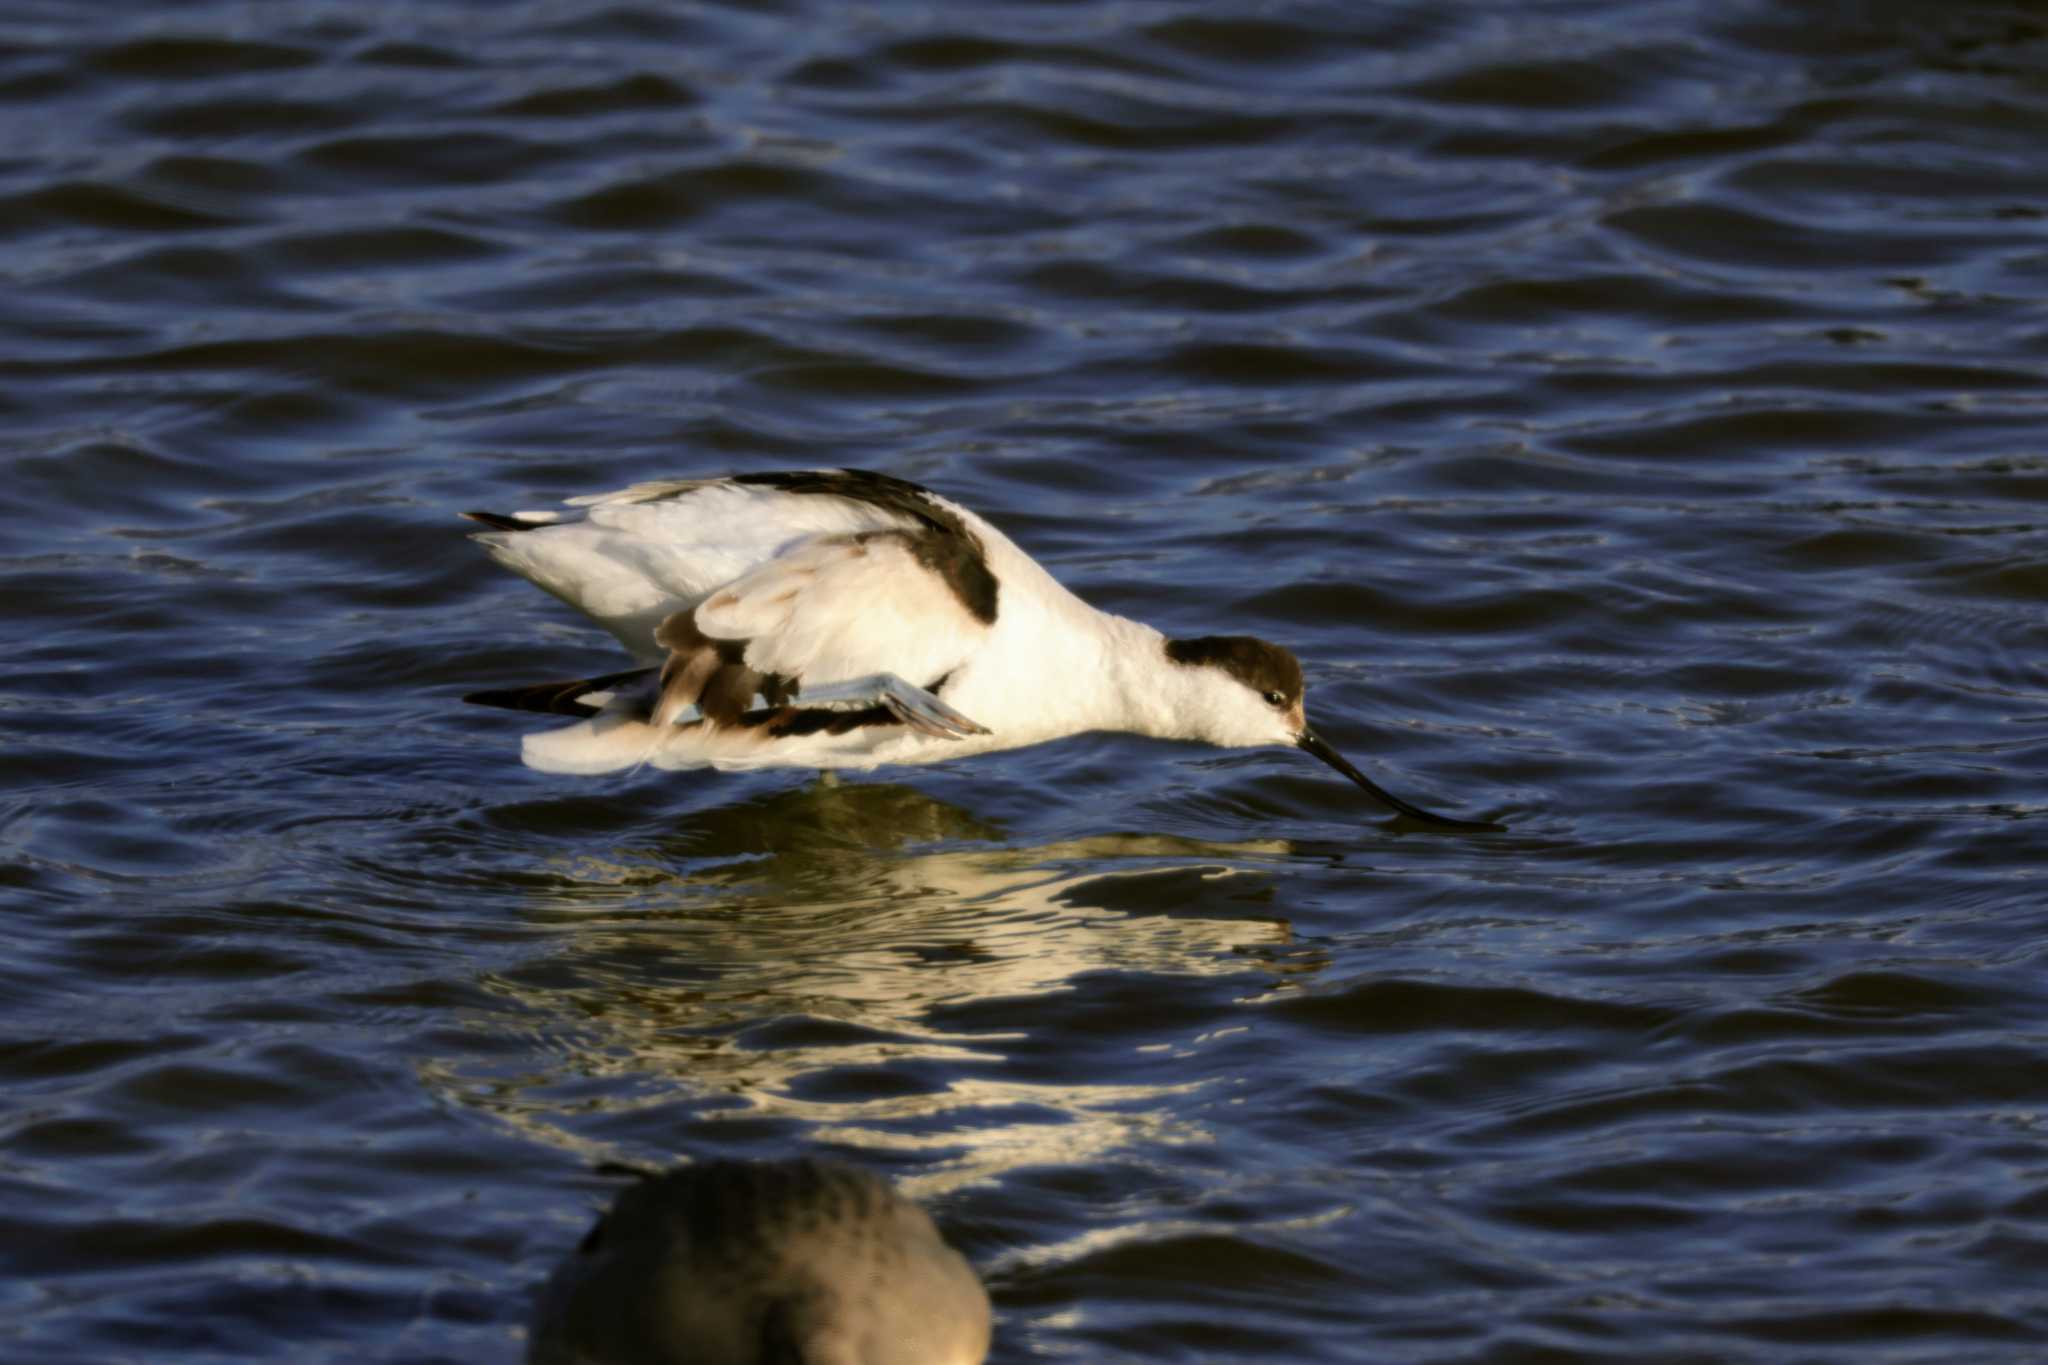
[520, 718, 667, 775]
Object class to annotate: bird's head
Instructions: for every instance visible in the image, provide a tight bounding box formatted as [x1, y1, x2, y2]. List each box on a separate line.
[1162, 634, 1497, 830]
[1163, 634, 1307, 747]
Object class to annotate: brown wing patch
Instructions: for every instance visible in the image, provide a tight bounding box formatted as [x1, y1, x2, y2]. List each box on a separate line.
[654, 610, 795, 727]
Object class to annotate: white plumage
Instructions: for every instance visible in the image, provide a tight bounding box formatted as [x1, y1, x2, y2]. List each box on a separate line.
[691, 531, 983, 698]
[477, 479, 911, 662]
[464, 469, 1494, 828]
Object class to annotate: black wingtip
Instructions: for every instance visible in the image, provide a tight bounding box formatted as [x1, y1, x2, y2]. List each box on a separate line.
[462, 510, 532, 531]
[464, 685, 593, 715]
[464, 667, 656, 717]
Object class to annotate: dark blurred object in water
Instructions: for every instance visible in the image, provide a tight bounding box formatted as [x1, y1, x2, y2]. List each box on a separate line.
[528, 1158, 990, 1365]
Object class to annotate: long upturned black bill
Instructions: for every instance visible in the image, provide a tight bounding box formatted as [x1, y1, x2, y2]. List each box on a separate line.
[1298, 729, 1500, 830]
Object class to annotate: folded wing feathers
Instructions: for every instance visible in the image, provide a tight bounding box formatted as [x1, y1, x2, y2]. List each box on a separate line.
[469, 476, 994, 754]
[695, 532, 983, 692]
[651, 611, 796, 727]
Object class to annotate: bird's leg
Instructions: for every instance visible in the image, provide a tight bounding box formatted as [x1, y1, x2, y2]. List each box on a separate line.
[795, 674, 990, 740]
[880, 676, 991, 740]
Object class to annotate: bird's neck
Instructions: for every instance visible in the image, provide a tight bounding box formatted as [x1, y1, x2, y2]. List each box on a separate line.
[1094, 614, 1208, 742]
[978, 544, 1210, 744]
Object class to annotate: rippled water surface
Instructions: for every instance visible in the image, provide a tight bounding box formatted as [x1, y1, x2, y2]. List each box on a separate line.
[6, 1, 2048, 1359]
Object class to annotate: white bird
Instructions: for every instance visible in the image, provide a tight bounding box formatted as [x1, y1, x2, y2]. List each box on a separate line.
[527, 1157, 990, 1365]
[464, 469, 1492, 828]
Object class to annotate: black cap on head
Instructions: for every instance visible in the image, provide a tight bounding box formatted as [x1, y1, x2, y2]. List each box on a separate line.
[1164, 635, 1303, 705]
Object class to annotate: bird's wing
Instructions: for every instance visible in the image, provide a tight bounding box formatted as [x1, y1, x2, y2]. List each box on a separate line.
[690, 530, 990, 695]
[469, 480, 918, 661]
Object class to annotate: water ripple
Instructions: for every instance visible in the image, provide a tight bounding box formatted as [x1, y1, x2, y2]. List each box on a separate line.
[4, 0, 2048, 1360]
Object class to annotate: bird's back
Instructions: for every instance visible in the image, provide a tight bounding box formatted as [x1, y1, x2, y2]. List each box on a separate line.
[471, 477, 926, 661]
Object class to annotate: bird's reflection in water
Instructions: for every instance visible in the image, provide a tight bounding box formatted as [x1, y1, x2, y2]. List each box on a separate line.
[441, 781, 1315, 1189]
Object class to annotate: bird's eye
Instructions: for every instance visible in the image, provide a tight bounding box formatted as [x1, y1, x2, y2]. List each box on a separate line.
[1265, 690, 1287, 707]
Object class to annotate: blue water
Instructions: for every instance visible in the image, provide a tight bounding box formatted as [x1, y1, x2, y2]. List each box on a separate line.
[4, 1, 2048, 1359]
